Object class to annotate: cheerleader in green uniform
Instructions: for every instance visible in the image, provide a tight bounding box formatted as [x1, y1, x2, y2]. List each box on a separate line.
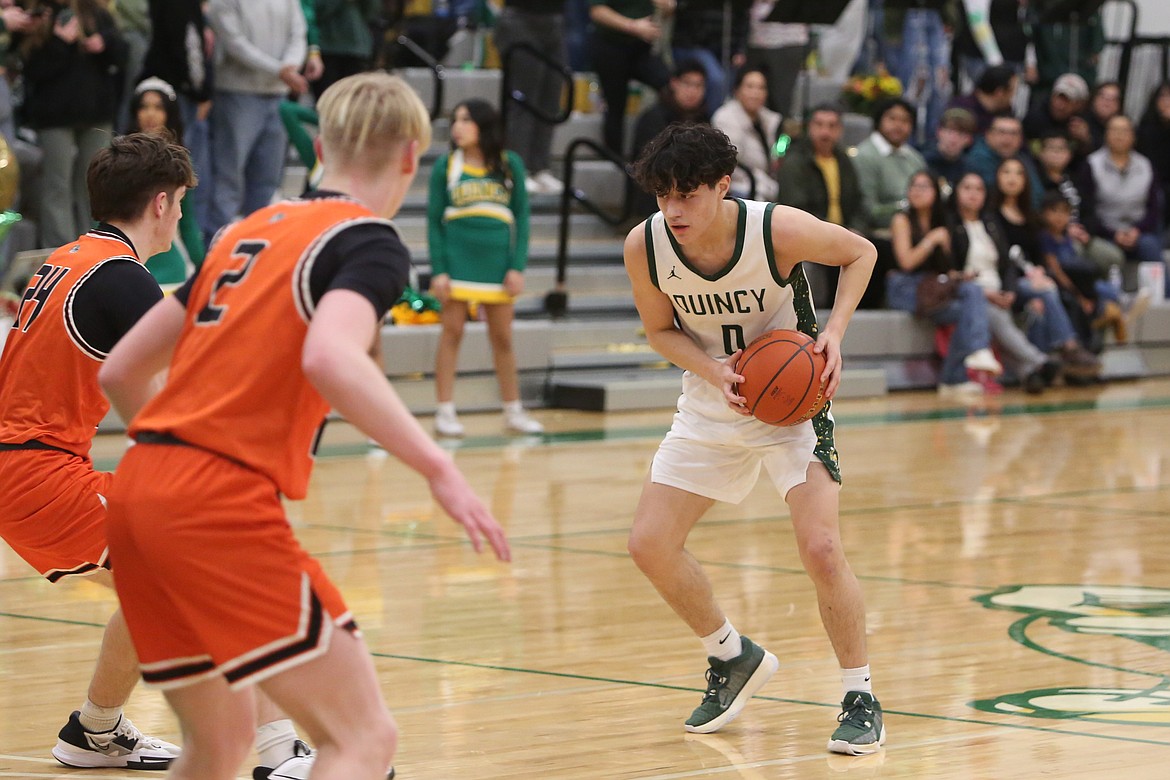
[427, 99, 543, 437]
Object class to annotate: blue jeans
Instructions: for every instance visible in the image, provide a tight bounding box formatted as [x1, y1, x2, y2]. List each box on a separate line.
[178, 95, 212, 240]
[898, 10, 950, 144]
[1122, 232, 1170, 296]
[208, 91, 287, 240]
[1016, 278, 1078, 351]
[672, 46, 726, 117]
[887, 271, 992, 385]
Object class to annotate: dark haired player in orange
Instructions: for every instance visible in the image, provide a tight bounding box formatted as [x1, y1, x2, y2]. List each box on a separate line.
[100, 72, 512, 780]
[0, 133, 190, 769]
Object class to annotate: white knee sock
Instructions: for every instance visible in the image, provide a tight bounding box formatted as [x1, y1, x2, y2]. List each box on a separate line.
[700, 619, 743, 662]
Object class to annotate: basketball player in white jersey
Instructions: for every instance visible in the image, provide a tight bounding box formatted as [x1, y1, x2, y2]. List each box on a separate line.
[623, 123, 883, 755]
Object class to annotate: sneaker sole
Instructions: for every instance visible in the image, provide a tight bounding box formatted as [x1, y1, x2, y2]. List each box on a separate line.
[683, 650, 779, 734]
[53, 743, 174, 770]
[826, 724, 887, 756]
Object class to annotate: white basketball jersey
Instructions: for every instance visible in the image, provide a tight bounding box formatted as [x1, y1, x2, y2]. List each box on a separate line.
[644, 199, 820, 358]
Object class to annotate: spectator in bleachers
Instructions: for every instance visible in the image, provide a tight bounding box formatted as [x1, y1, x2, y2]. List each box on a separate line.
[126, 77, 206, 286]
[988, 155, 1097, 365]
[1084, 80, 1122, 152]
[1035, 130, 1124, 274]
[887, 169, 1003, 397]
[964, 114, 1044, 207]
[17, 0, 128, 248]
[1022, 73, 1092, 156]
[1039, 191, 1137, 349]
[892, 0, 955, 145]
[141, 0, 213, 237]
[988, 156, 1040, 265]
[204, 0, 308, 241]
[713, 67, 780, 201]
[297, 0, 326, 90]
[819, 0, 867, 82]
[1081, 114, 1170, 297]
[947, 63, 1017, 135]
[951, 171, 1078, 390]
[923, 106, 976, 191]
[1136, 81, 1170, 235]
[776, 103, 865, 233]
[1032, 6, 1106, 95]
[587, 0, 672, 155]
[495, 0, 569, 196]
[112, 0, 150, 133]
[854, 97, 926, 231]
[744, 0, 805, 116]
[305, 0, 379, 98]
[953, 0, 1033, 113]
[628, 59, 708, 217]
[0, 4, 33, 145]
[671, 0, 749, 117]
[631, 60, 710, 156]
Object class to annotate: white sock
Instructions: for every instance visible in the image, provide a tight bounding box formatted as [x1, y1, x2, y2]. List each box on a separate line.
[503, 400, 524, 416]
[436, 401, 456, 417]
[700, 619, 743, 662]
[841, 665, 872, 697]
[78, 700, 122, 732]
[255, 719, 300, 769]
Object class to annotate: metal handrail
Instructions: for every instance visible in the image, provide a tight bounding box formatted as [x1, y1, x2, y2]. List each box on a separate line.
[499, 41, 575, 133]
[395, 34, 446, 120]
[546, 138, 636, 317]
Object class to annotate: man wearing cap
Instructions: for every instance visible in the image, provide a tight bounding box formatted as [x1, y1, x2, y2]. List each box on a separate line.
[1023, 73, 1092, 153]
[924, 107, 977, 190]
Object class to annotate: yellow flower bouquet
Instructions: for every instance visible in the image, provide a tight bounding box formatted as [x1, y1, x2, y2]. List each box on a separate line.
[841, 70, 903, 114]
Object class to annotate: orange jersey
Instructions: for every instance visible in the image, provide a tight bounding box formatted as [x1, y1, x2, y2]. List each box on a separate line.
[131, 197, 402, 499]
[0, 230, 147, 458]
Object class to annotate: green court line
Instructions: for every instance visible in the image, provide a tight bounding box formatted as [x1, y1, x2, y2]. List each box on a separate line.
[90, 392, 1170, 471]
[6, 600, 1168, 748]
[368, 650, 1170, 748]
[0, 611, 105, 628]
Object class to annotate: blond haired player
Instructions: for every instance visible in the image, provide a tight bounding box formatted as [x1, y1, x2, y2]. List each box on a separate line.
[100, 73, 511, 780]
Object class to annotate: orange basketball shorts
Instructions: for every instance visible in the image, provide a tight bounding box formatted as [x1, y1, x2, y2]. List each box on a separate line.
[0, 449, 112, 581]
[106, 442, 356, 691]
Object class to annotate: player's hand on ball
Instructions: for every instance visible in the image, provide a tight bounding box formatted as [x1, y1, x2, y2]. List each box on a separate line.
[715, 350, 749, 415]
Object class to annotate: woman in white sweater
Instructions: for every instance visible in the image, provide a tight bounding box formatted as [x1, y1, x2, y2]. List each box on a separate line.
[712, 67, 781, 201]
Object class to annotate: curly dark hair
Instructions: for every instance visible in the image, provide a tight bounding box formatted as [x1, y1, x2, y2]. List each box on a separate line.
[631, 123, 738, 197]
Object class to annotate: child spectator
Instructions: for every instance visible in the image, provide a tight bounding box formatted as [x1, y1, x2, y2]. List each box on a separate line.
[1039, 191, 1146, 346]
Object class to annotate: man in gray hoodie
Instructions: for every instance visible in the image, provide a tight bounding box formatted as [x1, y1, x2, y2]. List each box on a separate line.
[206, 0, 308, 241]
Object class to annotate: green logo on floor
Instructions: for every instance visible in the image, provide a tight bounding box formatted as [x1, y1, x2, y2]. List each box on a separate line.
[971, 585, 1170, 726]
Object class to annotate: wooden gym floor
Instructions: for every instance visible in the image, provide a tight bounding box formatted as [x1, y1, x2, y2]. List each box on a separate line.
[3, 378, 1170, 778]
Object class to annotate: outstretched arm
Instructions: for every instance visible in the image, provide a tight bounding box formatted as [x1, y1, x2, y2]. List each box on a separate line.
[303, 289, 511, 561]
[770, 206, 877, 399]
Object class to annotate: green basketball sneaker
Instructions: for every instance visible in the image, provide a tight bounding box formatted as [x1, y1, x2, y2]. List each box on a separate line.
[684, 636, 779, 733]
[827, 691, 886, 755]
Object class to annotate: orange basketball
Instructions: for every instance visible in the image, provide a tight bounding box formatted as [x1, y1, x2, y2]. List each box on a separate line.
[734, 329, 829, 426]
